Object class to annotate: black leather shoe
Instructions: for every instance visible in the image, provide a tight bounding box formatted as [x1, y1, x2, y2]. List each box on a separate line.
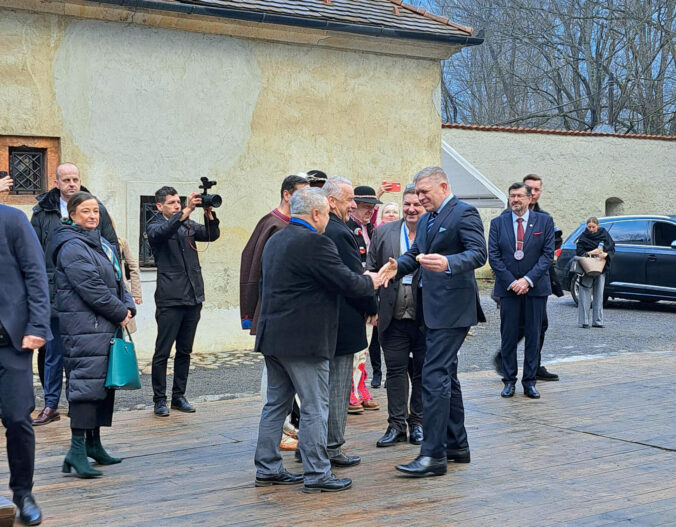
[16, 495, 42, 526]
[592, 324, 604, 328]
[329, 452, 361, 468]
[303, 474, 352, 493]
[492, 351, 503, 376]
[376, 427, 407, 447]
[409, 424, 423, 445]
[501, 383, 516, 398]
[171, 396, 196, 413]
[255, 470, 303, 487]
[371, 371, 382, 388]
[446, 447, 470, 463]
[154, 400, 169, 417]
[524, 385, 541, 399]
[395, 455, 447, 477]
[536, 366, 559, 381]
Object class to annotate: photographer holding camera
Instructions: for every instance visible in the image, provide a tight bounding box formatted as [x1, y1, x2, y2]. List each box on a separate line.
[148, 184, 220, 417]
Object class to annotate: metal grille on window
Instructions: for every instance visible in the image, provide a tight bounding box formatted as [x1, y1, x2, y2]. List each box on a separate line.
[140, 196, 162, 267]
[9, 148, 45, 194]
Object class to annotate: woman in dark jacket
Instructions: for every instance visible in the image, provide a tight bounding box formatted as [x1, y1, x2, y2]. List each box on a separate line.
[575, 217, 615, 328]
[51, 192, 136, 478]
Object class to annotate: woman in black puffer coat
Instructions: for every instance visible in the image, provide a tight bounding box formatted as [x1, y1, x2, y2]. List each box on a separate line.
[50, 192, 136, 478]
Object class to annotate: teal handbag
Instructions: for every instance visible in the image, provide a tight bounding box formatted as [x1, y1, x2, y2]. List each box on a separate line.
[106, 327, 141, 390]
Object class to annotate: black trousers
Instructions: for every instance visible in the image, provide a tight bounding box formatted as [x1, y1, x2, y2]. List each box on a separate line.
[367, 326, 382, 376]
[420, 327, 469, 459]
[500, 295, 547, 387]
[495, 307, 549, 369]
[380, 318, 425, 432]
[0, 346, 35, 503]
[152, 304, 202, 403]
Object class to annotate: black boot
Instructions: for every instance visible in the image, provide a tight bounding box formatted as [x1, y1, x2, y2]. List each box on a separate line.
[62, 430, 102, 478]
[86, 427, 121, 465]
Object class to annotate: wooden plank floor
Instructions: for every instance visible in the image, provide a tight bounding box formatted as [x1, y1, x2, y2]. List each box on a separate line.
[2, 352, 675, 526]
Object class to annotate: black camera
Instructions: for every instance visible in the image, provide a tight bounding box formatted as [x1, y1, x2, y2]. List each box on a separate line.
[197, 177, 222, 208]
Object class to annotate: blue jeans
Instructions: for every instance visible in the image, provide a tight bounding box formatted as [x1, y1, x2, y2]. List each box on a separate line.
[43, 317, 63, 409]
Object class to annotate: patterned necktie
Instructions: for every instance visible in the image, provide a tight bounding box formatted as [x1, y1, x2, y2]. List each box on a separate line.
[101, 237, 122, 281]
[426, 211, 438, 233]
[516, 217, 524, 249]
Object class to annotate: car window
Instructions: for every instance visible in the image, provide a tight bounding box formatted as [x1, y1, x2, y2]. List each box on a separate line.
[653, 221, 676, 247]
[607, 220, 650, 245]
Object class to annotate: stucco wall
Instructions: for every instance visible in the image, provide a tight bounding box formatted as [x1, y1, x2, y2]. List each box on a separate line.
[442, 128, 676, 277]
[0, 9, 443, 357]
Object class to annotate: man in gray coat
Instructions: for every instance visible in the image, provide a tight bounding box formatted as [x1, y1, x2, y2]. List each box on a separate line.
[0, 204, 51, 525]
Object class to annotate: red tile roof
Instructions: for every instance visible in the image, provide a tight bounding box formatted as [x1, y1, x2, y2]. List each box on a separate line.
[442, 123, 676, 142]
[173, 0, 474, 37]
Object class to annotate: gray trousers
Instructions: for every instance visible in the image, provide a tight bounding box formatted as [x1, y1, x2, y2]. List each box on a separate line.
[254, 355, 331, 485]
[327, 353, 354, 458]
[578, 273, 606, 326]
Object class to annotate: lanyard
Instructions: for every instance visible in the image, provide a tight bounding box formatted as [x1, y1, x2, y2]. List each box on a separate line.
[403, 225, 410, 251]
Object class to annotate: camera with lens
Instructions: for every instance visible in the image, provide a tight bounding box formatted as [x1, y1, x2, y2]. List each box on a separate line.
[197, 177, 222, 208]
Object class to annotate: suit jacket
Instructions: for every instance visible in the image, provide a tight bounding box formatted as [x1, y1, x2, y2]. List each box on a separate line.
[254, 222, 374, 360]
[325, 213, 378, 355]
[0, 205, 52, 350]
[489, 210, 554, 297]
[366, 219, 420, 336]
[396, 197, 487, 330]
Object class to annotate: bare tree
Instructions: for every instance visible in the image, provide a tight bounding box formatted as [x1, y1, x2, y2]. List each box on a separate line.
[415, 0, 675, 135]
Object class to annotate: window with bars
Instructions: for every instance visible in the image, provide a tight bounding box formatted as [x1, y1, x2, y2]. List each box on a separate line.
[9, 147, 46, 194]
[140, 196, 162, 268]
[139, 195, 186, 267]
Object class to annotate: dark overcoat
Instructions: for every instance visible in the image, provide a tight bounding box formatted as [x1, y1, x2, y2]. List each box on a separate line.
[254, 221, 374, 361]
[324, 213, 378, 356]
[51, 225, 136, 402]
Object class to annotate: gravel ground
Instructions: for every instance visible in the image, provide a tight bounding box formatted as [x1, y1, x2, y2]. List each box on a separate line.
[34, 283, 675, 413]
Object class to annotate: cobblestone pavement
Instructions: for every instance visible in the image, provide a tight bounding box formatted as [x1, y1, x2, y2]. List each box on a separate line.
[33, 283, 675, 413]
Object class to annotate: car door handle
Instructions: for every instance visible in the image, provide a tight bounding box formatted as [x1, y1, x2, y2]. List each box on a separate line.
[647, 254, 657, 262]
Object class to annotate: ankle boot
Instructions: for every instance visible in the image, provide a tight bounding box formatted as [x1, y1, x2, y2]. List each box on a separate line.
[86, 429, 121, 465]
[62, 434, 103, 478]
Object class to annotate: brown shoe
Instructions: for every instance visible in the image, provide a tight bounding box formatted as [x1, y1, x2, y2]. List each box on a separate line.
[279, 433, 298, 451]
[362, 399, 380, 411]
[33, 407, 60, 426]
[347, 403, 364, 414]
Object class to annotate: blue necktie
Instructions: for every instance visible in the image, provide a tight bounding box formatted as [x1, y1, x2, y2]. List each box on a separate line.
[426, 211, 438, 233]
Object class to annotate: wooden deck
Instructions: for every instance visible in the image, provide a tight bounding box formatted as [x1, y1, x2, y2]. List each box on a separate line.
[3, 351, 676, 526]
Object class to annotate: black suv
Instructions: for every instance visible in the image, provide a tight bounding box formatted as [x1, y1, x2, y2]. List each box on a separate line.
[555, 215, 676, 305]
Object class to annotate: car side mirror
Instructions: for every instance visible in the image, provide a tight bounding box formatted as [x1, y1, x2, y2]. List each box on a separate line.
[671, 240, 676, 249]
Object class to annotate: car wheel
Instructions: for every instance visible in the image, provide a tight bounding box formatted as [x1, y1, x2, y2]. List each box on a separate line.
[570, 275, 579, 306]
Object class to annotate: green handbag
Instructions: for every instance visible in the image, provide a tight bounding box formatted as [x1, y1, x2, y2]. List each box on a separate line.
[106, 327, 141, 390]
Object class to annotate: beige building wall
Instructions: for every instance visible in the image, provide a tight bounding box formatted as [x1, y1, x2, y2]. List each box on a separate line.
[442, 128, 676, 277]
[0, 8, 444, 357]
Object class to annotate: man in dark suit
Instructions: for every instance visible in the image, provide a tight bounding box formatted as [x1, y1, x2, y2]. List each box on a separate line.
[491, 173, 562, 381]
[378, 166, 486, 477]
[489, 182, 555, 399]
[0, 204, 52, 525]
[321, 177, 378, 467]
[253, 188, 379, 494]
[367, 186, 426, 447]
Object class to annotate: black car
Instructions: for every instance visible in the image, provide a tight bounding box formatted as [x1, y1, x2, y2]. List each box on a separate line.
[555, 215, 676, 305]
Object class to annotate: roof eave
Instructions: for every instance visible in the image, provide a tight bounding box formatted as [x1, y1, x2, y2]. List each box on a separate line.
[85, 0, 483, 47]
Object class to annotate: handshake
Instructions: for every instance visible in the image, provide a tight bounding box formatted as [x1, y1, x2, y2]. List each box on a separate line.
[364, 258, 399, 290]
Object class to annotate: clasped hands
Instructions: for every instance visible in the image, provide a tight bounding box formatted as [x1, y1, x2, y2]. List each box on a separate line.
[509, 278, 530, 295]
